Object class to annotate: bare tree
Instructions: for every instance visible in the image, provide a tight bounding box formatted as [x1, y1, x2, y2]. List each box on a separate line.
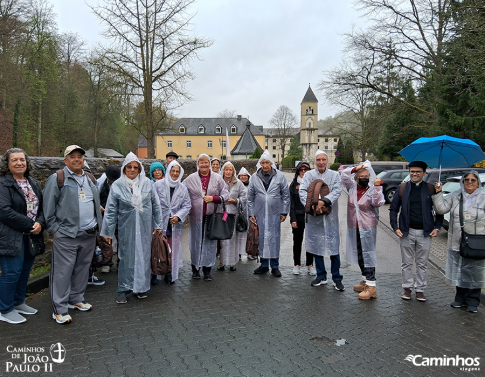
[91, 0, 212, 158]
[268, 105, 298, 159]
[216, 109, 237, 118]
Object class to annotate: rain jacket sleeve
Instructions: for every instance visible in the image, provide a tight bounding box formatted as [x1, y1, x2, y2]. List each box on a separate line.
[100, 186, 120, 238]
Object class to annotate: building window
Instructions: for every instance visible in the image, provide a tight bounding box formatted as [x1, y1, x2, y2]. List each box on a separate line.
[215, 125, 222, 133]
[334, 145, 337, 150]
[273, 146, 276, 150]
[186, 155, 192, 160]
[325, 138, 328, 142]
[273, 138, 276, 143]
[167, 140, 172, 148]
[334, 138, 337, 142]
[207, 140, 213, 148]
[198, 125, 205, 134]
[231, 125, 237, 134]
[178, 155, 183, 159]
[318, 139, 320, 142]
[325, 145, 329, 150]
[208, 155, 213, 159]
[221, 140, 226, 148]
[272, 154, 276, 158]
[186, 140, 191, 148]
[179, 125, 185, 133]
[308, 121, 312, 128]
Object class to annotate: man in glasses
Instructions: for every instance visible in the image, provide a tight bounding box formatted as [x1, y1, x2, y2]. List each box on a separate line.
[390, 160, 444, 302]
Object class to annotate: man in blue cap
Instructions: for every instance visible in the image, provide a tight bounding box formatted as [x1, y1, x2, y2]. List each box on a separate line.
[390, 160, 444, 302]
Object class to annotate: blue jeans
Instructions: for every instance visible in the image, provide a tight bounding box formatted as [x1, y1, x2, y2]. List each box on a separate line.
[314, 254, 343, 282]
[0, 237, 35, 314]
[260, 258, 279, 269]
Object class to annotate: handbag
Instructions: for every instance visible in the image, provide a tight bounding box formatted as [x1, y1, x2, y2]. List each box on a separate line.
[205, 198, 236, 240]
[459, 194, 485, 260]
[236, 201, 248, 232]
[29, 232, 46, 257]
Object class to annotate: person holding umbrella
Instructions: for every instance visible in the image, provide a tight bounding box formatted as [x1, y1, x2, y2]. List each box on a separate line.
[389, 160, 444, 302]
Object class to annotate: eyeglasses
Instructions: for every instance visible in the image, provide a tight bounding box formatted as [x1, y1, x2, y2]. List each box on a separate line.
[126, 165, 139, 170]
[409, 170, 424, 175]
[300, 168, 309, 172]
[464, 178, 478, 182]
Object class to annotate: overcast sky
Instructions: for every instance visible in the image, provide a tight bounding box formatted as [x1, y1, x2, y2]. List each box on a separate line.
[49, 0, 364, 126]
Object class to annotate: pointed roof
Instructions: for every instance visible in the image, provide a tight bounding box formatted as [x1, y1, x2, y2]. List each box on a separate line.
[231, 121, 263, 155]
[301, 84, 318, 103]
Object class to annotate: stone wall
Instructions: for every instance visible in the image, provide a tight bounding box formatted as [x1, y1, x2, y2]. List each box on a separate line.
[30, 157, 260, 188]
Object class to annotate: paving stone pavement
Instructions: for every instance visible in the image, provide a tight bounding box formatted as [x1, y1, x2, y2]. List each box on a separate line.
[1, 172, 484, 377]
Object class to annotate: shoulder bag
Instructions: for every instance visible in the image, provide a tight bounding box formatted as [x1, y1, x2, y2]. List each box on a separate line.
[205, 198, 236, 240]
[459, 194, 485, 260]
[29, 232, 46, 257]
[236, 201, 248, 232]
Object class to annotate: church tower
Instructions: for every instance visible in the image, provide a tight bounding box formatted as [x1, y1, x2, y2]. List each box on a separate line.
[300, 84, 318, 163]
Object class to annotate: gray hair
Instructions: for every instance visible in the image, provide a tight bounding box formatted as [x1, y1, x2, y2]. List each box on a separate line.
[0, 148, 34, 177]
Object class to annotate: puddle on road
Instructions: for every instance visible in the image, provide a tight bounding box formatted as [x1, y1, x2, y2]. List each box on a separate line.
[310, 336, 349, 346]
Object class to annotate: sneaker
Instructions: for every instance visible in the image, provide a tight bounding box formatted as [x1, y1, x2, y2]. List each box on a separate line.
[292, 266, 300, 275]
[416, 292, 427, 302]
[254, 266, 269, 274]
[204, 274, 213, 281]
[271, 268, 282, 277]
[311, 278, 328, 286]
[88, 275, 105, 286]
[247, 255, 258, 260]
[101, 265, 110, 273]
[467, 306, 478, 313]
[401, 288, 412, 300]
[137, 292, 148, 299]
[308, 266, 317, 276]
[14, 303, 38, 315]
[68, 302, 93, 311]
[353, 280, 367, 292]
[450, 301, 466, 308]
[333, 281, 345, 291]
[52, 313, 72, 325]
[358, 286, 377, 300]
[0, 310, 27, 324]
[116, 293, 127, 304]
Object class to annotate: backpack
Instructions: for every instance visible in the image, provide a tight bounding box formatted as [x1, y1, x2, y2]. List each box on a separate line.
[91, 235, 114, 268]
[56, 169, 96, 189]
[246, 221, 259, 258]
[398, 182, 436, 199]
[151, 233, 172, 275]
[305, 179, 332, 216]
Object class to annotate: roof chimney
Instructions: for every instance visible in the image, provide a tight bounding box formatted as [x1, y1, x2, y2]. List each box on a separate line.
[237, 115, 242, 120]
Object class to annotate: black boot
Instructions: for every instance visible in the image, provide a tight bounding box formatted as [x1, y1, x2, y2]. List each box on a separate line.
[192, 264, 200, 279]
[202, 266, 212, 281]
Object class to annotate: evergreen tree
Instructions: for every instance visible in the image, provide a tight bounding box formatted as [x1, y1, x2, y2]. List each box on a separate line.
[249, 147, 262, 159]
[287, 134, 303, 159]
[334, 138, 345, 163]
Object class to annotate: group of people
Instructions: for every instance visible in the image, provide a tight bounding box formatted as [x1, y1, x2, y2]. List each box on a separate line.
[0, 145, 484, 326]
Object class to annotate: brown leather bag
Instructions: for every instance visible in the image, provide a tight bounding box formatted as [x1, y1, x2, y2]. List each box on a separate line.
[246, 221, 259, 258]
[91, 235, 114, 267]
[305, 179, 332, 216]
[151, 233, 172, 275]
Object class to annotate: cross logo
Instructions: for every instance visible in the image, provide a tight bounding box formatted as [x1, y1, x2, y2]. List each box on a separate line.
[49, 343, 66, 364]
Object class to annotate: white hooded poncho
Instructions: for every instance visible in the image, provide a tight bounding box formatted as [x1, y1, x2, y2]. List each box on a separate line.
[154, 161, 191, 282]
[299, 150, 342, 256]
[183, 154, 230, 268]
[247, 150, 290, 258]
[236, 167, 251, 256]
[341, 161, 385, 267]
[101, 152, 163, 293]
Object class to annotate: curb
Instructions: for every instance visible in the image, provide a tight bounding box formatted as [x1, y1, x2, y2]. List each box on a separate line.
[27, 271, 50, 295]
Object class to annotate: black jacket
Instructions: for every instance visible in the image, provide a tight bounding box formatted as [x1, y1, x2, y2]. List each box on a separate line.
[289, 162, 310, 223]
[0, 174, 45, 256]
[389, 181, 443, 237]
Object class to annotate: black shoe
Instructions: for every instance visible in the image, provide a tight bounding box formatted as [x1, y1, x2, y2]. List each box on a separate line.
[192, 271, 201, 279]
[164, 274, 172, 284]
[204, 274, 213, 281]
[271, 268, 282, 277]
[229, 266, 236, 271]
[333, 281, 345, 291]
[254, 266, 270, 274]
[137, 292, 148, 299]
[151, 274, 159, 285]
[116, 293, 127, 304]
[217, 264, 225, 271]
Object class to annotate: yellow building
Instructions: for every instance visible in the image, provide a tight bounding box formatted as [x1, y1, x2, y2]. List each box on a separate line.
[153, 116, 265, 160]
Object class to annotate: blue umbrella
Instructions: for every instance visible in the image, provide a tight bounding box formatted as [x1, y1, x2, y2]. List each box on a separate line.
[399, 135, 485, 183]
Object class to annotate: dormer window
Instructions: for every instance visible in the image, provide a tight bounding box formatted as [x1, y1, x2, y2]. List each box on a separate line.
[179, 125, 185, 134]
[198, 125, 205, 134]
[215, 125, 222, 134]
[231, 125, 237, 134]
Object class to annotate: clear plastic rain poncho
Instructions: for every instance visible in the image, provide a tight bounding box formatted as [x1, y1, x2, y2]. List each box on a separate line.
[183, 154, 229, 268]
[299, 150, 342, 256]
[433, 170, 485, 288]
[219, 162, 247, 265]
[341, 161, 385, 267]
[154, 161, 191, 282]
[101, 152, 163, 293]
[236, 167, 251, 256]
[247, 151, 290, 258]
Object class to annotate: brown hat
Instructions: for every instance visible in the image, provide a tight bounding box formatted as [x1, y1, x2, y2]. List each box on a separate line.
[64, 145, 85, 158]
